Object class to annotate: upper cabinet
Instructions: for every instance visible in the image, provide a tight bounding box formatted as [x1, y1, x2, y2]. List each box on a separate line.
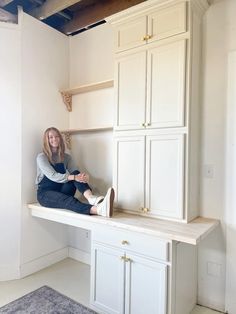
[115, 38, 187, 130]
[114, 2, 187, 52]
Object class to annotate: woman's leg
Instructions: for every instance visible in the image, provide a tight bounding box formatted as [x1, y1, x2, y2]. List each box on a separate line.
[70, 171, 103, 205]
[61, 181, 76, 196]
[37, 189, 92, 215]
[71, 170, 92, 195]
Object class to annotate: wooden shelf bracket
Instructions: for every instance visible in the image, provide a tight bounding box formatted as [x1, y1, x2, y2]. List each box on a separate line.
[61, 132, 72, 150]
[61, 92, 72, 112]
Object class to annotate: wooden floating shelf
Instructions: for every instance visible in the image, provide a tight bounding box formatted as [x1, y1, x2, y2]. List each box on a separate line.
[61, 79, 114, 95]
[61, 126, 113, 134]
[60, 79, 114, 112]
[61, 126, 113, 149]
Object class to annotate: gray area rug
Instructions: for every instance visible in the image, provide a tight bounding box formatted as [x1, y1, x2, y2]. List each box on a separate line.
[0, 286, 98, 313]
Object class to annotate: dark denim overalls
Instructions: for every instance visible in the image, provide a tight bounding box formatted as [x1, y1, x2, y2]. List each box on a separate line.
[37, 162, 92, 215]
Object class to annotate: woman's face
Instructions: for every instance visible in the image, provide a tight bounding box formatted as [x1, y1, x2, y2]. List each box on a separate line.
[48, 130, 60, 150]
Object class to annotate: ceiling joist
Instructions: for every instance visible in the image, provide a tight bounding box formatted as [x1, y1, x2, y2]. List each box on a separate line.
[62, 0, 145, 35]
[30, 0, 82, 20]
[0, 7, 17, 22]
[0, 0, 13, 7]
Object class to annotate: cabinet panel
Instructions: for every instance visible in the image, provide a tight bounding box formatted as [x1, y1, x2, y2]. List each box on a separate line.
[95, 227, 169, 262]
[146, 40, 186, 128]
[113, 136, 145, 212]
[115, 51, 146, 130]
[116, 16, 147, 52]
[114, 2, 186, 52]
[145, 134, 185, 219]
[91, 244, 125, 314]
[148, 2, 187, 43]
[125, 253, 167, 314]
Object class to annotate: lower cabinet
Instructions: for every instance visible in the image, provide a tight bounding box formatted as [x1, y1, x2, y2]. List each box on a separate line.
[113, 132, 185, 220]
[90, 228, 169, 314]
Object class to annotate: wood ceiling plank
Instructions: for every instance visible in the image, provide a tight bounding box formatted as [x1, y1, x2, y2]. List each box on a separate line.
[0, 0, 14, 7]
[30, 0, 82, 20]
[62, 0, 146, 34]
[0, 7, 17, 22]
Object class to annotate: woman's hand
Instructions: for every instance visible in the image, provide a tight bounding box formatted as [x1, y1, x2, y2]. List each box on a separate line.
[75, 173, 89, 183]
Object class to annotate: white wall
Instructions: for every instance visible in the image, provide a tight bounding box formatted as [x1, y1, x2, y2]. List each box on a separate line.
[224, 1, 236, 313]
[20, 12, 70, 275]
[0, 23, 21, 280]
[69, 23, 114, 86]
[68, 23, 114, 255]
[199, 0, 236, 312]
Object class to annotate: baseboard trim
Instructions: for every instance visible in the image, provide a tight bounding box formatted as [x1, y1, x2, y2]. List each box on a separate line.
[0, 264, 20, 281]
[20, 247, 69, 278]
[68, 247, 91, 265]
[197, 298, 225, 313]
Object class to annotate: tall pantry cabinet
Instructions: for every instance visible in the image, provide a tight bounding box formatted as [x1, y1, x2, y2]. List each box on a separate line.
[108, 0, 208, 223]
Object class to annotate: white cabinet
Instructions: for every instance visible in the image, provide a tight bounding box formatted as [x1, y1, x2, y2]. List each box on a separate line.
[113, 133, 185, 219]
[109, 0, 207, 222]
[115, 39, 187, 130]
[114, 2, 187, 52]
[91, 228, 169, 314]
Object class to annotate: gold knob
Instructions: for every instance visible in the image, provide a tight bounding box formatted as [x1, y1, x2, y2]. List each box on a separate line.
[125, 257, 132, 262]
[120, 255, 126, 260]
[122, 240, 129, 245]
[141, 36, 147, 41]
[142, 207, 149, 213]
[145, 122, 151, 127]
[146, 34, 152, 40]
[141, 123, 146, 127]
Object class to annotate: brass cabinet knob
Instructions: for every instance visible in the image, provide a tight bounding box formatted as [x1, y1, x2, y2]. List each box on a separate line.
[120, 255, 126, 260]
[142, 207, 149, 213]
[141, 35, 152, 41]
[141, 122, 146, 127]
[122, 240, 129, 245]
[125, 257, 132, 262]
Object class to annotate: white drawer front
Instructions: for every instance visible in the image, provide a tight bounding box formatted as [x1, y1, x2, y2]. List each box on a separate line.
[93, 227, 169, 262]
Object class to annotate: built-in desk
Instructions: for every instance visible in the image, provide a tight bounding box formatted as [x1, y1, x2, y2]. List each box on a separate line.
[28, 203, 219, 245]
[28, 203, 220, 314]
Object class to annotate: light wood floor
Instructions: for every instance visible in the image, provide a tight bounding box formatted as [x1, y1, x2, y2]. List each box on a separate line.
[0, 258, 223, 313]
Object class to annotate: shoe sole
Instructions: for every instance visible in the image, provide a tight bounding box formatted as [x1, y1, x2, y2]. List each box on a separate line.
[109, 188, 115, 217]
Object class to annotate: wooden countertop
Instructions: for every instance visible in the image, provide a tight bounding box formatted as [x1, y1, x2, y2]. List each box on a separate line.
[28, 203, 220, 245]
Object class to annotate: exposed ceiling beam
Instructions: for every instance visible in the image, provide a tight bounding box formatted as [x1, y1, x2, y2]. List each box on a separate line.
[30, 0, 82, 20]
[0, 7, 17, 22]
[62, 0, 146, 35]
[0, 0, 13, 7]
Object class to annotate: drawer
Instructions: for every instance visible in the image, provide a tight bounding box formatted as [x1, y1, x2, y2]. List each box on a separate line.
[93, 227, 169, 262]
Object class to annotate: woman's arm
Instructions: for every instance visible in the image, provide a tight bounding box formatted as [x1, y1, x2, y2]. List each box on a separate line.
[65, 154, 89, 183]
[37, 153, 71, 183]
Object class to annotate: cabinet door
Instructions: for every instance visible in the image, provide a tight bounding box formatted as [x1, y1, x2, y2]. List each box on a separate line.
[147, 2, 187, 43]
[115, 16, 147, 52]
[146, 40, 186, 128]
[113, 135, 145, 213]
[125, 253, 167, 314]
[145, 134, 185, 219]
[115, 50, 146, 130]
[91, 243, 125, 314]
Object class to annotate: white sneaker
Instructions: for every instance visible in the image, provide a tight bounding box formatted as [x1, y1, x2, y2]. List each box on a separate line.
[96, 188, 114, 217]
[88, 195, 104, 206]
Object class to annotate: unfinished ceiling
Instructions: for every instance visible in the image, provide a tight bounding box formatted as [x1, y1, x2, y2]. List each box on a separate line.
[0, 0, 147, 35]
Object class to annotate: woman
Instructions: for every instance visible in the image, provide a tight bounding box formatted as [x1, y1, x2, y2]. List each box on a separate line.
[36, 127, 114, 217]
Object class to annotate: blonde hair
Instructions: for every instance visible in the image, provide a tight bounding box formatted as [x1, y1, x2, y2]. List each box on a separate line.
[43, 127, 65, 164]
